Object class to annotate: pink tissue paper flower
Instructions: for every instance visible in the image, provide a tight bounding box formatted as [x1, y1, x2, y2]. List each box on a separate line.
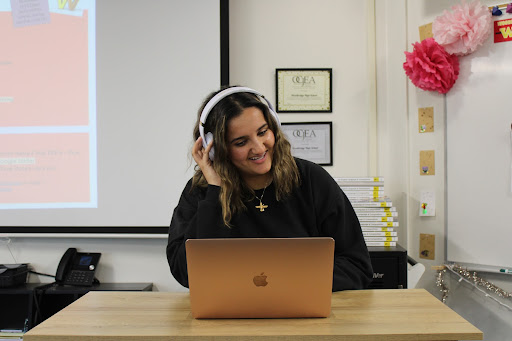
[403, 38, 460, 94]
[432, 0, 492, 56]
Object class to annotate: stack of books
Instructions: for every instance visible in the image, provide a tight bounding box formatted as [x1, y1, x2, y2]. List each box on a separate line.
[334, 177, 398, 247]
[0, 329, 24, 340]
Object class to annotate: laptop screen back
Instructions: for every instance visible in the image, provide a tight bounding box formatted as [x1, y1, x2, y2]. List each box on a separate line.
[185, 237, 334, 318]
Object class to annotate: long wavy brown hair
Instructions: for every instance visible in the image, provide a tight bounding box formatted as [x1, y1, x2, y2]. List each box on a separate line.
[191, 86, 300, 227]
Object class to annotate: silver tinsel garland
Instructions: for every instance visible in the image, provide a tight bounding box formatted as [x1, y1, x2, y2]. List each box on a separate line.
[435, 263, 512, 310]
[435, 267, 449, 303]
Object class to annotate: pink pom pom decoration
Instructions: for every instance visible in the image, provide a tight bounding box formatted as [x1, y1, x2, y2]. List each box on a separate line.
[403, 38, 460, 94]
[432, 0, 492, 56]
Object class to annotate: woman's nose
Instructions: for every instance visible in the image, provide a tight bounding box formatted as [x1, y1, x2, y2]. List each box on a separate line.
[251, 138, 266, 153]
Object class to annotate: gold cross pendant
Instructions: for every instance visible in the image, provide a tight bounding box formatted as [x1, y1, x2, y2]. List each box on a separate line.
[255, 201, 268, 212]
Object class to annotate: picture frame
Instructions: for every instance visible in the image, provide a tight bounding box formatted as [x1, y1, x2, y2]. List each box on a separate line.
[275, 68, 332, 113]
[281, 122, 333, 166]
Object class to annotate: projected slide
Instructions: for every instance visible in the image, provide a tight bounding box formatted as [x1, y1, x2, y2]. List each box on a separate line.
[0, 0, 97, 209]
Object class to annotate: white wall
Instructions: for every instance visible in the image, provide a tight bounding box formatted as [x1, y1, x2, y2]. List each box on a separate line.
[229, 0, 412, 248]
[374, 1, 409, 250]
[0, 235, 185, 292]
[230, 0, 377, 177]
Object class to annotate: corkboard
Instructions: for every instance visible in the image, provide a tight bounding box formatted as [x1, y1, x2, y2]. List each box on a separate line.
[419, 23, 433, 41]
[419, 150, 435, 175]
[418, 107, 434, 133]
[420, 233, 435, 260]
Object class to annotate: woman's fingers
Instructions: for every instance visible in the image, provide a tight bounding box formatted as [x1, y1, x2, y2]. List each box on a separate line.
[192, 137, 205, 162]
[191, 136, 221, 186]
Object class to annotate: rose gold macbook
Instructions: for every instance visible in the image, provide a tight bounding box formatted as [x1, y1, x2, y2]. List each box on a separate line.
[185, 237, 334, 319]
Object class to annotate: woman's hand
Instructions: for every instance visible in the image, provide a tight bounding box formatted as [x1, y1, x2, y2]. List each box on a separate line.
[192, 136, 221, 186]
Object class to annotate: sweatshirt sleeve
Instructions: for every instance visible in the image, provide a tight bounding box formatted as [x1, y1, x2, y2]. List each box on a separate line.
[308, 164, 373, 291]
[166, 180, 230, 288]
[322, 189, 374, 291]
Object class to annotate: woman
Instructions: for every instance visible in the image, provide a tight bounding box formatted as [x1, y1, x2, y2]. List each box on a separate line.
[166, 86, 373, 291]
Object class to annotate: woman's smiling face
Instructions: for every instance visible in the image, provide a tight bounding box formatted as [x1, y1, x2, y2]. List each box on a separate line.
[226, 106, 275, 189]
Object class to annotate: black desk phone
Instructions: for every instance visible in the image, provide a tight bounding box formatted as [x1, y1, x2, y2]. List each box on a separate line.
[55, 248, 101, 286]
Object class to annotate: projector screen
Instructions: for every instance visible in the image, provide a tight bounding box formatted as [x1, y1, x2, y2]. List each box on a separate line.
[0, 0, 222, 233]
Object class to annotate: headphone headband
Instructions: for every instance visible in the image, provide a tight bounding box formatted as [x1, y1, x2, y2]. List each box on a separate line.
[199, 86, 280, 127]
[198, 87, 281, 160]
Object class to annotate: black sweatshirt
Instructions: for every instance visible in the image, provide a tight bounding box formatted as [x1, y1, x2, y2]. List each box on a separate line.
[166, 158, 373, 291]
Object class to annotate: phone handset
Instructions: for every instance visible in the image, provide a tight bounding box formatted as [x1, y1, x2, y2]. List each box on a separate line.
[55, 247, 77, 283]
[55, 248, 101, 286]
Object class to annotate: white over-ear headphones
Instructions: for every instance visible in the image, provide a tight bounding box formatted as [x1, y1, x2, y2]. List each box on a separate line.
[199, 87, 281, 161]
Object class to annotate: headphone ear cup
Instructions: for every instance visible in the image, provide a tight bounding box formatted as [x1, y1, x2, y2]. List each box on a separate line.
[204, 132, 215, 161]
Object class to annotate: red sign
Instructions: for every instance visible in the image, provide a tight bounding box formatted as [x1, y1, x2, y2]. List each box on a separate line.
[494, 18, 512, 43]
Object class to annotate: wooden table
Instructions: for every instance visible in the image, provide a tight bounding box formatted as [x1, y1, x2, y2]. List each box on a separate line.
[23, 289, 483, 341]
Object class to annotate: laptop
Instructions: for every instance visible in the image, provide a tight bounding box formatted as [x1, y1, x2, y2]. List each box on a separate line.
[185, 237, 334, 319]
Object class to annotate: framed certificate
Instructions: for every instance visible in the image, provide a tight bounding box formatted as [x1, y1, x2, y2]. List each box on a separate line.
[275, 68, 332, 113]
[281, 122, 333, 166]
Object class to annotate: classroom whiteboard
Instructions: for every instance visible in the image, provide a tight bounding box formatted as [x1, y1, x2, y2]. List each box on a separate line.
[446, 12, 512, 270]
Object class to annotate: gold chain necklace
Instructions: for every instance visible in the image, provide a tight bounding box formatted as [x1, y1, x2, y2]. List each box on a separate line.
[254, 184, 269, 212]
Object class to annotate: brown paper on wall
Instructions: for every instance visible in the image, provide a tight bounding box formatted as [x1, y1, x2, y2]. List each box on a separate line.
[420, 233, 435, 260]
[418, 107, 434, 133]
[419, 23, 433, 41]
[419, 150, 435, 175]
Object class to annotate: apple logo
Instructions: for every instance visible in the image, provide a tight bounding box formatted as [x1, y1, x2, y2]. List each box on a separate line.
[253, 272, 268, 287]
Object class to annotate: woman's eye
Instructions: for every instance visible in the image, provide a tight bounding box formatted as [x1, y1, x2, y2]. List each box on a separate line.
[235, 140, 246, 147]
[258, 129, 268, 136]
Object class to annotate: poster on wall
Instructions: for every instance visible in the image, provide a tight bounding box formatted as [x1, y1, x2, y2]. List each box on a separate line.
[494, 17, 512, 43]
